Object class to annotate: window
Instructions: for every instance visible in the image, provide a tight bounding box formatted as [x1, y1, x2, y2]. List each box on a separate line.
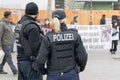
[55, 0, 64, 9]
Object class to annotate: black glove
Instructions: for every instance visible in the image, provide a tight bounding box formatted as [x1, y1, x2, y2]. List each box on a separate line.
[32, 62, 47, 75]
[74, 64, 81, 73]
[31, 62, 39, 72]
[39, 67, 47, 75]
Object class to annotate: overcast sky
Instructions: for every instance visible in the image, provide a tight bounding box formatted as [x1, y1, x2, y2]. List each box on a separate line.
[0, 0, 55, 10]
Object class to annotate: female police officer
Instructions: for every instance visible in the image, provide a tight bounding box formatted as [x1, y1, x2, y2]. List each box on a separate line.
[32, 10, 88, 80]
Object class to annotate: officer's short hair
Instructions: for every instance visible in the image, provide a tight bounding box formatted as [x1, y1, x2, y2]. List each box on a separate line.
[4, 11, 11, 18]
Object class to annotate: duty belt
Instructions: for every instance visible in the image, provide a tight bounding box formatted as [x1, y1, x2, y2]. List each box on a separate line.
[18, 56, 36, 62]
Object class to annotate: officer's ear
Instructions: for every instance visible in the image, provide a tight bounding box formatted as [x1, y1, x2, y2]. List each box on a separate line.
[60, 18, 67, 23]
[35, 14, 38, 20]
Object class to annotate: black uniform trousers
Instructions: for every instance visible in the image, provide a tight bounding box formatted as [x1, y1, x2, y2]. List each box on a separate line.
[18, 61, 42, 80]
[47, 69, 79, 80]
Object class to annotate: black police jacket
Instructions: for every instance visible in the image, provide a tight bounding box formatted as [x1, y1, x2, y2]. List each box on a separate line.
[35, 23, 88, 74]
[15, 15, 43, 61]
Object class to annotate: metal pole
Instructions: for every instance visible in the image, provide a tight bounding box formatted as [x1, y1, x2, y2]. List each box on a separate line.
[70, 0, 75, 10]
[90, 0, 92, 25]
[47, 0, 52, 18]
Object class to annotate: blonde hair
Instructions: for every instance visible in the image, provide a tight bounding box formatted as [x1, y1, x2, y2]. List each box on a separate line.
[51, 18, 61, 33]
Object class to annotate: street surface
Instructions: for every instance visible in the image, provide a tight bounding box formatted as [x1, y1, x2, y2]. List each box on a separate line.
[0, 41, 120, 80]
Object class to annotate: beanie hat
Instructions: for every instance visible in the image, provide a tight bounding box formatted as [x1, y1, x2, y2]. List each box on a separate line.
[52, 10, 66, 20]
[25, 2, 38, 15]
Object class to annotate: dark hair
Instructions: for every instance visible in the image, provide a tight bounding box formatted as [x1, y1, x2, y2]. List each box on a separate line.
[74, 16, 78, 20]
[103, 14, 106, 17]
[45, 18, 49, 21]
[4, 11, 11, 18]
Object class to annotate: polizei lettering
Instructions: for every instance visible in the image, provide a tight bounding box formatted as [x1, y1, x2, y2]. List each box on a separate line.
[53, 33, 74, 41]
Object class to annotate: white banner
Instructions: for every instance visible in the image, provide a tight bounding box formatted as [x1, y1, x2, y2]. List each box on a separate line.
[68, 25, 112, 50]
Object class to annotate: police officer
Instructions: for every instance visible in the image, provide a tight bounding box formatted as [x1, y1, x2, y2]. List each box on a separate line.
[32, 10, 88, 80]
[15, 2, 43, 80]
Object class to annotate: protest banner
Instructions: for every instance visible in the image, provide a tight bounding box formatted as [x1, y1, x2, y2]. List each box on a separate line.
[68, 25, 112, 50]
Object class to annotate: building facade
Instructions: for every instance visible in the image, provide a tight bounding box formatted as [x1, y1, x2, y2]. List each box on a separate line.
[0, 0, 119, 10]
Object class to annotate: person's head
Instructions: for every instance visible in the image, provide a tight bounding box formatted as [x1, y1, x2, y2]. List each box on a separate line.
[25, 2, 39, 19]
[117, 16, 120, 20]
[73, 15, 78, 21]
[102, 14, 106, 18]
[45, 18, 50, 24]
[113, 22, 117, 29]
[112, 20, 117, 26]
[51, 10, 67, 33]
[4, 11, 12, 22]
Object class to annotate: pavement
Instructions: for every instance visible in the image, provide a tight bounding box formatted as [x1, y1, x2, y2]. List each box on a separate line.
[0, 41, 120, 80]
